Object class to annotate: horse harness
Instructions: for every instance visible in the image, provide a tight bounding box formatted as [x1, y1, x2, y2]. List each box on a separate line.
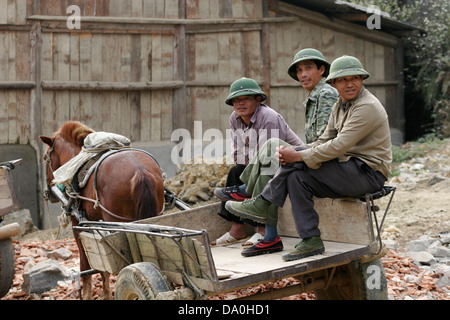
[46, 145, 165, 223]
[80, 148, 165, 221]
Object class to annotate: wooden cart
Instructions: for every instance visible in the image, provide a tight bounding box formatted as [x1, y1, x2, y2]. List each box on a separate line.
[0, 159, 22, 298]
[74, 186, 395, 300]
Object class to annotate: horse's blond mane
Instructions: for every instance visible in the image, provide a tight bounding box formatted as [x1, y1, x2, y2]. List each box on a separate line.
[57, 121, 95, 147]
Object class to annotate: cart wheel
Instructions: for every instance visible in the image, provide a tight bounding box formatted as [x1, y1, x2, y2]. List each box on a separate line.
[0, 238, 16, 298]
[315, 259, 388, 300]
[115, 262, 173, 300]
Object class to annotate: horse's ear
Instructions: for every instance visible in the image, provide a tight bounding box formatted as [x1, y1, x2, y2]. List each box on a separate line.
[40, 136, 54, 147]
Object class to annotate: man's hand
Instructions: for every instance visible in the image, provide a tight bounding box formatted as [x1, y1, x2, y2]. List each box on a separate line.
[275, 145, 303, 165]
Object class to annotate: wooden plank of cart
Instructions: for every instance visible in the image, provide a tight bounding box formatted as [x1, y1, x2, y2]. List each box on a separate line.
[74, 187, 395, 300]
[0, 159, 22, 298]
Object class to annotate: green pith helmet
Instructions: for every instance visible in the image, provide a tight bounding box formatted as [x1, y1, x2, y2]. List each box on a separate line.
[326, 55, 370, 83]
[225, 77, 267, 106]
[287, 48, 331, 81]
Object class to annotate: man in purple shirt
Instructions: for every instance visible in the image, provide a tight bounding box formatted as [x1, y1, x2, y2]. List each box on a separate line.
[211, 77, 302, 246]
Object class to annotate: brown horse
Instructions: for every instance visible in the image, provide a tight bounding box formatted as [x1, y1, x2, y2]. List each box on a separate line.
[40, 121, 165, 300]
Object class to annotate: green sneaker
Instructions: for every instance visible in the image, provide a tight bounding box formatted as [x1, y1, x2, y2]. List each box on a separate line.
[225, 196, 270, 224]
[282, 236, 325, 261]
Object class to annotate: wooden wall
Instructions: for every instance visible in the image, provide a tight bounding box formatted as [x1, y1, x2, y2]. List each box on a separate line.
[0, 0, 404, 148]
[0, 0, 32, 145]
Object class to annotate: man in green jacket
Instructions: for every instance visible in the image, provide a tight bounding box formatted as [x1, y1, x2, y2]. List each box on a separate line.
[226, 55, 392, 260]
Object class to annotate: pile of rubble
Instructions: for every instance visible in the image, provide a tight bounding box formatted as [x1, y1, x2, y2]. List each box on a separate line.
[164, 156, 233, 204]
[408, 232, 450, 268]
[383, 234, 450, 300]
[4, 239, 87, 300]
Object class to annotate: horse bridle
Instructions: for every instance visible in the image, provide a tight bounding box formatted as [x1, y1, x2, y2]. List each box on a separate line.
[43, 140, 55, 172]
[42, 138, 58, 202]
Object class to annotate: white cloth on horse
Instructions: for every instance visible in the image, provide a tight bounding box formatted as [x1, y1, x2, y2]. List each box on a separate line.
[52, 132, 131, 186]
[83, 131, 131, 150]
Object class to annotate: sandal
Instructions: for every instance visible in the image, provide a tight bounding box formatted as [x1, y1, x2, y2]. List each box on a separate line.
[242, 232, 263, 248]
[211, 232, 240, 246]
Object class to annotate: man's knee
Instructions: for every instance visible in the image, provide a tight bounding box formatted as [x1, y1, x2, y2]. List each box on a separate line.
[286, 169, 311, 192]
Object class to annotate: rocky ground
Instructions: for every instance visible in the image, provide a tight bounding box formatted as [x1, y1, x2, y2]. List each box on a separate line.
[2, 139, 449, 300]
[376, 137, 450, 300]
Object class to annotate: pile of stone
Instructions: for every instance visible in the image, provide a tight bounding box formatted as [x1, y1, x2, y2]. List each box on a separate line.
[22, 255, 74, 295]
[3, 209, 39, 237]
[406, 232, 450, 289]
[389, 140, 450, 192]
[164, 156, 232, 204]
[382, 249, 449, 300]
[4, 239, 82, 299]
[383, 231, 450, 299]
[408, 232, 450, 268]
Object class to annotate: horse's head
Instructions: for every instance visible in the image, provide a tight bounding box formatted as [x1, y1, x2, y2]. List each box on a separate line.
[39, 121, 95, 203]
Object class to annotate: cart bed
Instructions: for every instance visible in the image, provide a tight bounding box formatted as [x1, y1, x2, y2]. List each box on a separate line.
[211, 237, 370, 293]
[76, 193, 389, 298]
[77, 220, 371, 295]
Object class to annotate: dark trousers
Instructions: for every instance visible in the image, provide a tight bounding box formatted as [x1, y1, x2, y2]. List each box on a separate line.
[218, 164, 258, 226]
[261, 157, 386, 239]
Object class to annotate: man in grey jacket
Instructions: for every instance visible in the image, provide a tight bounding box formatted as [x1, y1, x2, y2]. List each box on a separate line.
[226, 55, 392, 261]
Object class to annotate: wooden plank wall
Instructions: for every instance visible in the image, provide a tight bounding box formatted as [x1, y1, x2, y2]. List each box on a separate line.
[0, 0, 32, 145]
[0, 0, 402, 148]
[39, 31, 177, 142]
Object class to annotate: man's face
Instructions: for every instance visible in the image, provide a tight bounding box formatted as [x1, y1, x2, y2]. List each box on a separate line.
[295, 60, 325, 92]
[232, 95, 261, 124]
[332, 75, 364, 102]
